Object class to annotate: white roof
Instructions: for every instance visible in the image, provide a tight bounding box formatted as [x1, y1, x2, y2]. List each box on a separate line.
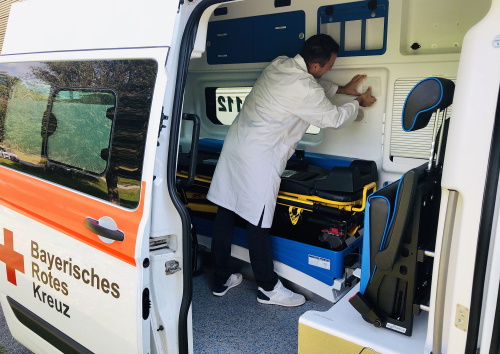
[2, 0, 179, 55]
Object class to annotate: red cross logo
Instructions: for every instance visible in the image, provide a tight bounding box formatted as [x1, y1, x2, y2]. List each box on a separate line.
[0, 229, 25, 285]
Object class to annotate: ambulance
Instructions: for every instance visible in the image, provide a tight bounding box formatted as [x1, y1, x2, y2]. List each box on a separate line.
[0, 0, 498, 353]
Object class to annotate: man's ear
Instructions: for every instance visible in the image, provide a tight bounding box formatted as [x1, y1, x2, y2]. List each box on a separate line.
[307, 62, 319, 75]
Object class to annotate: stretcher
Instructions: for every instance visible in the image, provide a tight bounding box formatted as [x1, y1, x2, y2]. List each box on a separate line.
[177, 139, 378, 288]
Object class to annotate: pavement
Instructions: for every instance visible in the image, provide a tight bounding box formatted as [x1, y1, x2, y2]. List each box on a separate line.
[0, 305, 32, 354]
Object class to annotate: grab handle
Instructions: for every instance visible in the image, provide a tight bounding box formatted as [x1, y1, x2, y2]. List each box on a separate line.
[177, 113, 201, 187]
[84, 217, 124, 242]
[432, 190, 458, 354]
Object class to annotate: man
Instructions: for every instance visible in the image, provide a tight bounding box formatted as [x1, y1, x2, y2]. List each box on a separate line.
[207, 34, 376, 307]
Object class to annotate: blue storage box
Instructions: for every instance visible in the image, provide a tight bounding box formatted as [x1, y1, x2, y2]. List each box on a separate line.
[193, 216, 361, 286]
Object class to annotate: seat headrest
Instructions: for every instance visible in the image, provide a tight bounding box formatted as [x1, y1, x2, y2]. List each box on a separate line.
[402, 77, 455, 132]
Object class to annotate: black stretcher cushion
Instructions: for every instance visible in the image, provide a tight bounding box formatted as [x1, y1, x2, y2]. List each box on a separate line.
[179, 150, 377, 203]
[314, 160, 378, 193]
[280, 179, 363, 202]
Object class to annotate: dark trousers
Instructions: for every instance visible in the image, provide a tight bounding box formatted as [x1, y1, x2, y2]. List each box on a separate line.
[211, 206, 278, 291]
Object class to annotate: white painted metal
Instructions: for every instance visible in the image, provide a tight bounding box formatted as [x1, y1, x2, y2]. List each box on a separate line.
[2, 0, 179, 55]
[425, 0, 500, 352]
[0, 0, 497, 352]
[0, 45, 173, 353]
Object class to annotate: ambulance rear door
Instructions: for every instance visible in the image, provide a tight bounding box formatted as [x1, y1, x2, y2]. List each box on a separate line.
[0, 0, 181, 353]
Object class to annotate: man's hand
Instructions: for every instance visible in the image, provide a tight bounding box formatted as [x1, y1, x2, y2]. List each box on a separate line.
[355, 87, 376, 107]
[337, 74, 367, 96]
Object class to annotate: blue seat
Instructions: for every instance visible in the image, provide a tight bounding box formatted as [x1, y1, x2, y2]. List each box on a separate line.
[349, 77, 455, 336]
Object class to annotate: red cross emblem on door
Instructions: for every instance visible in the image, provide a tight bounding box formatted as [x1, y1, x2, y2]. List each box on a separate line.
[0, 229, 25, 285]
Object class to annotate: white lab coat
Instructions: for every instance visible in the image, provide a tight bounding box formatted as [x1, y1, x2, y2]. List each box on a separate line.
[207, 54, 359, 228]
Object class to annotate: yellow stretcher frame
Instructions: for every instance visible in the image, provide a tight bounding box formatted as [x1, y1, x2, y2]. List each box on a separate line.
[177, 171, 377, 217]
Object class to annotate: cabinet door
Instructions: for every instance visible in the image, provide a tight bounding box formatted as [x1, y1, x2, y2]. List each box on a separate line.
[207, 17, 254, 64]
[253, 11, 305, 63]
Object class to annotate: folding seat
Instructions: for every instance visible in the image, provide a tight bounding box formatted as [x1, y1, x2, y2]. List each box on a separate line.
[349, 77, 455, 336]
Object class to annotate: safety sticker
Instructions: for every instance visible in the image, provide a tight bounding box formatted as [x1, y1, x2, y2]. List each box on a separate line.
[386, 323, 407, 334]
[308, 255, 330, 270]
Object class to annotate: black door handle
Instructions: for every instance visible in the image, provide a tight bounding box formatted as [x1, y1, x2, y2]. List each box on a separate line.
[84, 217, 124, 242]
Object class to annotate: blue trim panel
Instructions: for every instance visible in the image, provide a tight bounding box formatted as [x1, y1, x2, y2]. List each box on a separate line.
[198, 138, 354, 169]
[379, 175, 407, 250]
[198, 138, 224, 153]
[193, 216, 361, 286]
[360, 200, 372, 293]
[402, 77, 444, 132]
[317, 0, 389, 57]
[359, 178, 401, 293]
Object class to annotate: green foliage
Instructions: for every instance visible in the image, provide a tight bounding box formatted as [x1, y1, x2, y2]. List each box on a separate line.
[29, 60, 156, 92]
[3, 99, 45, 160]
[48, 97, 113, 174]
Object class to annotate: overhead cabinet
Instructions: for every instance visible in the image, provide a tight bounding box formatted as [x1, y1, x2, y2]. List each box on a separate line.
[207, 11, 305, 65]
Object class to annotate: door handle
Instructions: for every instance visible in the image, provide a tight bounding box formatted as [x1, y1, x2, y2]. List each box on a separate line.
[84, 217, 124, 242]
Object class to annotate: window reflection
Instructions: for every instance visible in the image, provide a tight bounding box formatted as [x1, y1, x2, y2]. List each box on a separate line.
[0, 60, 158, 209]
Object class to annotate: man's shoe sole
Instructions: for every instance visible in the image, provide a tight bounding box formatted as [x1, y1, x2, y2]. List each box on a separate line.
[212, 276, 243, 297]
[257, 297, 306, 307]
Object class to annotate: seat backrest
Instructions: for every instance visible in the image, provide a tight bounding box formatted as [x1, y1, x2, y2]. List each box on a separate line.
[360, 164, 424, 293]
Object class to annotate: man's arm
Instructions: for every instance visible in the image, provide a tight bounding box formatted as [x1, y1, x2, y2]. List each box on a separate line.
[336, 74, 367, 96]
[321, 73, 376, 107]
[317, 79, 339, 98]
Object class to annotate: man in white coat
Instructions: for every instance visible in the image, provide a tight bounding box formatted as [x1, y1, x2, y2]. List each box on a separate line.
[207, 34, 376, 306]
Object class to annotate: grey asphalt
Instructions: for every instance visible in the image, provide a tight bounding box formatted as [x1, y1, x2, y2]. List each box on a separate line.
[0, 305, 32, 353]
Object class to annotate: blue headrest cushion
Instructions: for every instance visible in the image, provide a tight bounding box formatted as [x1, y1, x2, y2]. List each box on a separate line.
[402, 77, 455, 132]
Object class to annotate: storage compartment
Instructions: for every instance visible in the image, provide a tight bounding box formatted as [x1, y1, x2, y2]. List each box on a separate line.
[207, 11, 305, 64]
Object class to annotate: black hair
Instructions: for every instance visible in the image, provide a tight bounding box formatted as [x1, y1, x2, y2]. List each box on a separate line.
[300, 34, 340, 67]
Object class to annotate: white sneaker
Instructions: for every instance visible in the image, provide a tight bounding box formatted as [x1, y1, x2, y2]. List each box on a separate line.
[257, 280, 306, 307]
[212, 273, 243, 296]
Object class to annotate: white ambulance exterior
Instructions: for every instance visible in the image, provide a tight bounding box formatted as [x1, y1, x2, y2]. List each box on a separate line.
[0, 0, 498, 353]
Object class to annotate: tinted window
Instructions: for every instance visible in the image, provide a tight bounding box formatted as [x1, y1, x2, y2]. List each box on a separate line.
[44, 89, 115, 175]
[0, 60, 158, 209]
